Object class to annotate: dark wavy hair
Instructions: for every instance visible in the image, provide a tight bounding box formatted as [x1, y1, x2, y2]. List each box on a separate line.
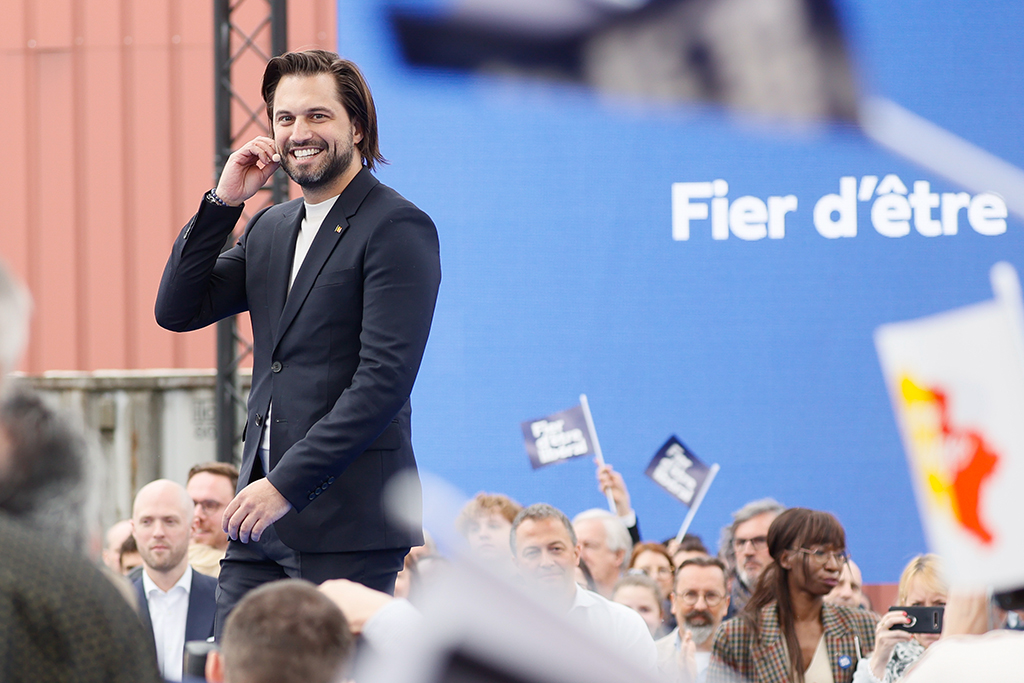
[741, 508, 846, 682]
[262, 50, 386, 171]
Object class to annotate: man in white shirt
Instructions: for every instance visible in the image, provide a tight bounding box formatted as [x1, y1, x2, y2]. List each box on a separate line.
[131, 479, 217, 681]
[512, 503, 658, 674]
[656, 556, 731, 683]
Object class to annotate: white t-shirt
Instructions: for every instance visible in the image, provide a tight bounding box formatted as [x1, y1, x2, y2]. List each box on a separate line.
[568, 586, 659, 675]
[259, 194, 342, 462]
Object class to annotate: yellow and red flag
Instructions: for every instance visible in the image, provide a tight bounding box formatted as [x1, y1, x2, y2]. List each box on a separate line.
[875, 262, 1024, 590]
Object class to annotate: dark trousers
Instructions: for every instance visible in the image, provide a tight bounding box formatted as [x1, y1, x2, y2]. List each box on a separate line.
[213, 521, 408, 639]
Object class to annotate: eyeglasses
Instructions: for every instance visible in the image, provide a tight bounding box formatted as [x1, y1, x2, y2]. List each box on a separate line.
[676, 590, 726, 607]
[796, 548, 849, 565]
[733, 536, 768, 552]
[193, 499, 226, 515]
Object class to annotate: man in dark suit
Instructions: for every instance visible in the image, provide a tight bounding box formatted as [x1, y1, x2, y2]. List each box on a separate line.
[131, 479, 217, 680]
[155, 50, 441, 632]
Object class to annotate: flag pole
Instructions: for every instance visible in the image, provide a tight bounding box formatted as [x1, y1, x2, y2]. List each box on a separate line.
[580, 394, 617, 513]
[675, 463, 720, 543]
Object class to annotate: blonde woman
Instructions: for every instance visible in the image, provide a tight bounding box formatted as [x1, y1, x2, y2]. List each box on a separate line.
[854, 554, 948, 682]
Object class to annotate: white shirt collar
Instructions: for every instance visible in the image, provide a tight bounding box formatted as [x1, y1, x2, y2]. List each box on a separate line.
[143, 564, 192, 598]
[569, 584, 601, 611]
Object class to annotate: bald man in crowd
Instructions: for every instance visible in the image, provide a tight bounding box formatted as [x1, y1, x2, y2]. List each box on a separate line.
[131, 479, 217, 681]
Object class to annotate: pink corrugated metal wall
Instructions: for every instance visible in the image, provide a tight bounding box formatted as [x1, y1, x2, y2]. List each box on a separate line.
[0, 0, 335, 373]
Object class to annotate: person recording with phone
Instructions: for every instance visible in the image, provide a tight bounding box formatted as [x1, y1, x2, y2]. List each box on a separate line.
[853, 554, 948, 683]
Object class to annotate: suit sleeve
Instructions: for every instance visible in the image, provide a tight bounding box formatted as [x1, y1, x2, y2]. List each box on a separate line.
[155, 198, 266, 331]
[267, 203, 441, 512]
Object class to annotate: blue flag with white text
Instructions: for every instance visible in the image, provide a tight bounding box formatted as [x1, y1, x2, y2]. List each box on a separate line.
[521, 404, 594, 470]
[645, 436, 713, 507]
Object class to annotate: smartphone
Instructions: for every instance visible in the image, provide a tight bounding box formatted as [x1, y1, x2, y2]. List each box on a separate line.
[888, 605, 944, 634]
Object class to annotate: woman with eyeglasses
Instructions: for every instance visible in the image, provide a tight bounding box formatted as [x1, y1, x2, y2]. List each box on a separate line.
[708, 508, 878, 683]
[629, 542, 679, 632]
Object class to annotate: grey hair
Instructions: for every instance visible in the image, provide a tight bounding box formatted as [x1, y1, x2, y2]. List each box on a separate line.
[0, 262, 31, 379]
[718, 498, 785, 571]
[572, 508, 632, 554]
[0, 386, 92, 555]
[510, 503, 577, 555]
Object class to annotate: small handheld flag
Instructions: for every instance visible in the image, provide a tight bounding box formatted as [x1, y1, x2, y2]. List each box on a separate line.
[644, 436, 720, 542]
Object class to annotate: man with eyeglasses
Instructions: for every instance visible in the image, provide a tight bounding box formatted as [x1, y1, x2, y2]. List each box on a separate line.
[186, 462, 240, 577]
[720, 498, 785, 618]
[657, 557, 731, 683]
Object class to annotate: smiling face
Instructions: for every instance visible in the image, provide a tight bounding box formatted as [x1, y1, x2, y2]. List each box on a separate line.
[271, 73, 363, 201]
[513, 517, 581, 605]
[187, 471, 235, 551]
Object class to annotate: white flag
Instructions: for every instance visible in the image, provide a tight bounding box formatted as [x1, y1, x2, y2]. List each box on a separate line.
[874, 262, 1024, 590]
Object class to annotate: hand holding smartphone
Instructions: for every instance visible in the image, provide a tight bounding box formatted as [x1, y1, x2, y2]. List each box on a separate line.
[888, 605, 944, 634]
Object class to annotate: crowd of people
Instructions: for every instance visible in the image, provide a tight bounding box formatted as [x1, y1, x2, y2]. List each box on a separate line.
[1, 244, 1022, 682]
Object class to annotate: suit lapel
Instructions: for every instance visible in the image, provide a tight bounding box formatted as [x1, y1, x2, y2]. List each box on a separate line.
[267, 202, 304, 344]
[823, 603, 855, 682]
[274, 168, 379, 349]
[275, 202, 349, 348]
[133, 578, 155, 641]
[184, 571, 216, 642]
[753, 604, 792, 683]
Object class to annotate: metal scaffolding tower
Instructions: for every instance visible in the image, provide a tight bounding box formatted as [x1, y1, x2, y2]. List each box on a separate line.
[212, 0, 288, 463]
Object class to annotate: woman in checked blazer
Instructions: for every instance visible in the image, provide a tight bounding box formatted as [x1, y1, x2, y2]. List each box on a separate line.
[708, 509, 877, 683]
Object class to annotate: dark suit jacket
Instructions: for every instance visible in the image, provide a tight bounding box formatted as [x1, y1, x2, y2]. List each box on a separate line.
[155, 168, 440, 552]
[133, 569, 218, 674]
[708, 602, 877, 683]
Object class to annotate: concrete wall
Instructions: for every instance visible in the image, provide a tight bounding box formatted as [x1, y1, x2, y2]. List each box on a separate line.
[24, 370, 249, 529]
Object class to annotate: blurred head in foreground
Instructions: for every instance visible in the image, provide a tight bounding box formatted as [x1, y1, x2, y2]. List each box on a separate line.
[207, 579, 354, 683]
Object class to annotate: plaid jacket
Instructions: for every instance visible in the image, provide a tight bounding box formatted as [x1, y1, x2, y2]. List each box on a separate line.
[708, 602, 877, 683]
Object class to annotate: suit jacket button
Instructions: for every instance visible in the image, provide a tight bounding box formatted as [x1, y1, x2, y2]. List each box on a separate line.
[308, 493, 316, 501]
[254, 414, 263, 427]
[271, 361, 282, 373]
[328, 476, 335, 484]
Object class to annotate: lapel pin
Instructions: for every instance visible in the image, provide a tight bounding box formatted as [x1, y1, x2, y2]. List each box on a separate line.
[335, 225, 343, 233]
[838, 655, 852, 669]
